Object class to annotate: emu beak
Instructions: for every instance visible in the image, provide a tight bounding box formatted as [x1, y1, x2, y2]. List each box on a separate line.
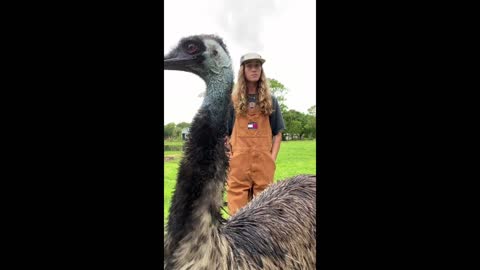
[164, 50, 196, 71]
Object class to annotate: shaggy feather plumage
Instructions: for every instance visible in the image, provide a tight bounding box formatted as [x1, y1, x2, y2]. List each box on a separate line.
[164, 34, 316, 269]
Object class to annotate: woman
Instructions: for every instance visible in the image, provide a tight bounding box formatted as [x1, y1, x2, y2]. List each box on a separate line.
[226, 52, 285, 215]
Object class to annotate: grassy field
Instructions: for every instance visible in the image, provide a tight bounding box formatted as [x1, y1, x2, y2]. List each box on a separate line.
[163, 139, 316, 224]
[164, 140, 184, 146]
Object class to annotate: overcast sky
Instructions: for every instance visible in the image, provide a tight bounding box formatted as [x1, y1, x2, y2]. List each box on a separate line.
[164, 0, 316, 124]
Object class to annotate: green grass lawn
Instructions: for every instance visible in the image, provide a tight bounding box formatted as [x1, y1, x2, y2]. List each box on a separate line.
[163, 139, 316, 224]
[164, 140, 184, 146]
[164, 150, 182, 159]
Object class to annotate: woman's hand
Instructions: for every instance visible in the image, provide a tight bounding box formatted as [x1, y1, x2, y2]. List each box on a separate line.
[224, 136, 232, 161]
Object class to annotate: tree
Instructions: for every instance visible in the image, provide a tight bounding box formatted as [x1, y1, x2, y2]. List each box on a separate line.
[304, 105, 316, 139]
[268, 78, 289, 114]
[303, 114, 316, 139]
[176, 122, 190, 130]
[307, 105, 316, 117]
[282, 109, 307, 140]
[173, 126, 182, 139]
[281, 108, 317, 140]
[266, 79, 316, 140]
[289, 120, 303, 138]
[164, 122, 176, 139]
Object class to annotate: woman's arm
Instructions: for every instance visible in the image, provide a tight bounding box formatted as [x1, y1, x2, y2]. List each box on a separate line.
[225, 136, 232, 161]
[271, 132, 282, 161]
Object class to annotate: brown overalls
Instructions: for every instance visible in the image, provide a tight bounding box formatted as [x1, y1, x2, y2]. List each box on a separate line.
[226, 105, 276, 215]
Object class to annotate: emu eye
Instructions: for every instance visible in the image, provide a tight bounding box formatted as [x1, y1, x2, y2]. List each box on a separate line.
[186, 43, 198, 54]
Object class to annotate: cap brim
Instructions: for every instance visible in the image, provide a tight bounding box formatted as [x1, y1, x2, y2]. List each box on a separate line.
[242, 58, 265, 65]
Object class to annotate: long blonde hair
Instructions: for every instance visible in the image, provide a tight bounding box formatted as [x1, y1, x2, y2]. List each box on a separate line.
[232, 65, 273, 115]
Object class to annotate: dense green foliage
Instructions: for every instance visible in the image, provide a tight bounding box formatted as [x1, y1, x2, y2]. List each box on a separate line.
[164, 122, 191, 140]
[268, 78, 316, 140]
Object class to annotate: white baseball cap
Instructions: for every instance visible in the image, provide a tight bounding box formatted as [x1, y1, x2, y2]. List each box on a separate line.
[240, 52, 266, 65]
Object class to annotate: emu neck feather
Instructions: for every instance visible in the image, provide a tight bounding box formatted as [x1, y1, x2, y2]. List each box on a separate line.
[165, 68, 233, 260]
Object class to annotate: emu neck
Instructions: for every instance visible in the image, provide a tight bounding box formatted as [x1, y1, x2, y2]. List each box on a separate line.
[201, 70, 234, 127]
[166, 69, 233, 256]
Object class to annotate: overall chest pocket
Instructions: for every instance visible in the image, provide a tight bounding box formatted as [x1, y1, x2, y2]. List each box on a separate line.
[236, 116, 270, 138]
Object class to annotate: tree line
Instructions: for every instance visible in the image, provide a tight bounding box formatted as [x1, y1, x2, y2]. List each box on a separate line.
[164, 122, 190, 140]
[269, 78, 316, 140]
[164, 78, 316, 141]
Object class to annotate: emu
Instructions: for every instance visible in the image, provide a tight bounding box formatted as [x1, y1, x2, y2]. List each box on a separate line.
[164, 34, 316, 269]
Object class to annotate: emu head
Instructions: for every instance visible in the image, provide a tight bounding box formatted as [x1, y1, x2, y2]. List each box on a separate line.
[164, 34, 232, 82]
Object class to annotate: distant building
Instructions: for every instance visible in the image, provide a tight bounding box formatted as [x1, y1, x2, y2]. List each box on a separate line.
[181, 127, 190, 140]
